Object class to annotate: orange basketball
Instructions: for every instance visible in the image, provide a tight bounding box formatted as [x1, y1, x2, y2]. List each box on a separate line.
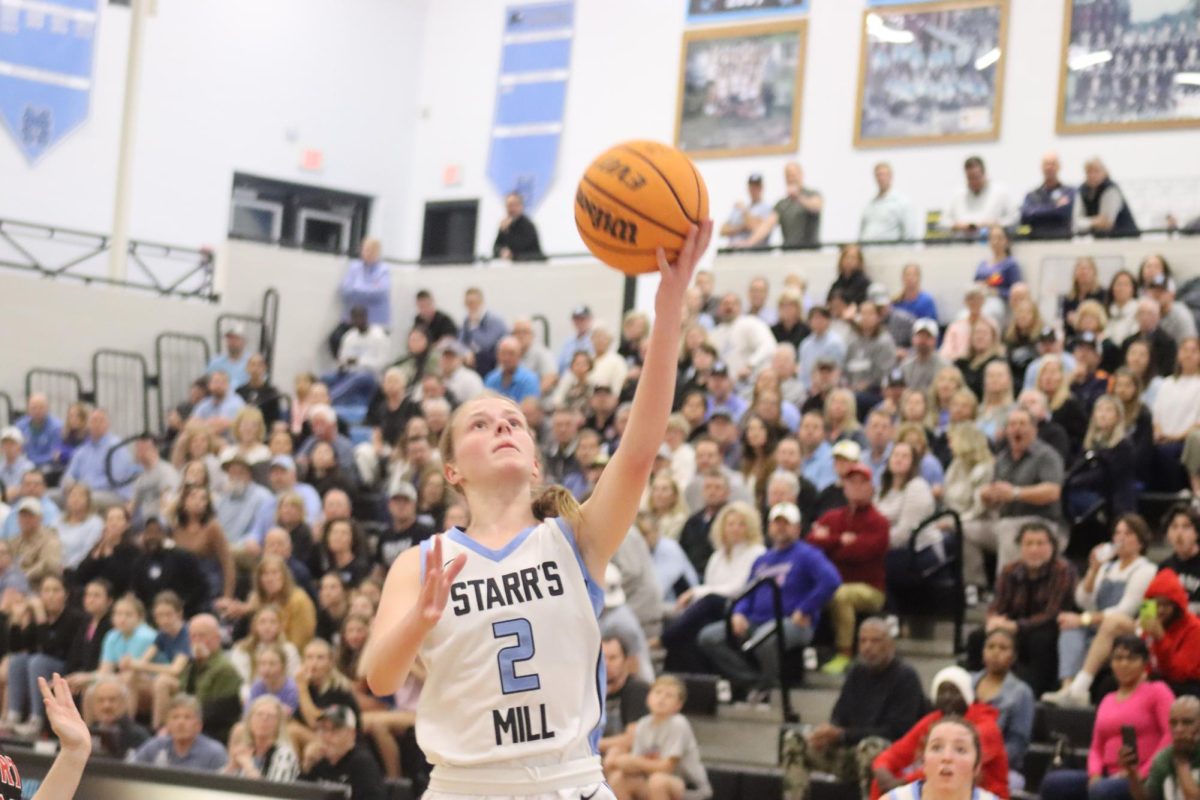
[575, 140, 709, 275]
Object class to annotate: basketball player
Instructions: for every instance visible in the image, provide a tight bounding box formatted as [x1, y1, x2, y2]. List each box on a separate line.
[0, 674, 93, 798]
[363, 221, 713, 799]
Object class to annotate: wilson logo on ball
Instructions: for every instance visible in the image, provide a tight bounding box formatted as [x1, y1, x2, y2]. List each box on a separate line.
[592, 157, 647, 191]
[576, 189, 639, 245]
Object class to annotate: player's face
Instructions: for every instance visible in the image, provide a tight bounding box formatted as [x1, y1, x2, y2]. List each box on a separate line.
[448, 397, 537, 489]
[923, 723, 979, 792]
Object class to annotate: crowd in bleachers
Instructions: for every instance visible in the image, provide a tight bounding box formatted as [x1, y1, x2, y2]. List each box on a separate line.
[1, 194, 1200, 798]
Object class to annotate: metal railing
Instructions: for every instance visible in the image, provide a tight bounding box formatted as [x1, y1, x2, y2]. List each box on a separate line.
[92, 350, 152, 437]
[0, 392, 12, 427]
[215, 287, 280, 370]
[893, 508, 966, 653]
[24, 369, 87, 423]
[0, 217, 217, 300]
[724, 576, 800, 724]
[155, 332, 211, 434]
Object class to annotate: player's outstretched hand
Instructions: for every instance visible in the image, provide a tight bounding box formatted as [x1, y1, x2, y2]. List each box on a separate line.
[40, 674, 90, 755]
[418, 536, 468, 627]
[655, 219, 713, 312]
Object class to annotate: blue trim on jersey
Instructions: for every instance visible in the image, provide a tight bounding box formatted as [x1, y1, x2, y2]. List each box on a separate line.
[551, 517, 604, 618]
[588, 643, 606, 756]
[446, 524, 537, 562]
[419, 537, 432, 584]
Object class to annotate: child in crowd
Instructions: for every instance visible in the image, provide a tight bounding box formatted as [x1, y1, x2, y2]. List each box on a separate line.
[608, 675, 712, 800]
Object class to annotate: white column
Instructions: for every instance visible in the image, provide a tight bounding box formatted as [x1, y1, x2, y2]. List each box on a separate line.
[108, 0, 152, 281]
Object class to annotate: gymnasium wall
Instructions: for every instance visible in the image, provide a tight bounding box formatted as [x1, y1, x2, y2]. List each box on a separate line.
[0, 0, 426, 249]
[400, 0, 1200, 258]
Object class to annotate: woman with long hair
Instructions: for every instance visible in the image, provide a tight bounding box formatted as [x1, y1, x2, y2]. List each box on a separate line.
[943, 425, 995, 526]
[318, 518, 372, 590]
[74, 506, 141, 598]
[740, 414, 779, 509]
[975, 228, 1022, 304]
[1036, 355, 1088, 457]
[290, 637, 359, 755]
[1061, 257, 1108, 338]
[956, 319, 1005, 399]
[170, 421, 225, 492]
[825, 388, 865, 447]
[1105, 270, 1140, 345]
[52, 483, 102, 572]
[1071, 395, 1136, 515]
[230, 605, 302, 686]
[1111, 369, 1153, 478]
[275, 492, 317, 575]
[928, 367, 967, 436]
[5, 574, 85, 736]
[219, 406, 271, 467]
[173, 485, 234, 601]
[315, 573, 350, 644]
[246, 642, 300, 714]
[1003, 298, 1042, 387]
[977, 362, 1015, 443]
[845, 301, 897, 396]
[1073, 300, 1121, 373]
[223, 694, 301, 782]
[51, 401, 90, 471]
[1152, 337, 1200, 491]
[972, 629, 1035, 794]
[877, 442, 936, 551]
[881, 717, 1003, 800]
[642, 471, 688, 543]
[1123, 337, 1164, 408]
[550, 350, 594, 413]
[830, 243, 871, 306]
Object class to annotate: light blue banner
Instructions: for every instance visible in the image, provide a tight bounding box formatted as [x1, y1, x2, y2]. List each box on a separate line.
[0, 0, 99, 163]
[486, 2, 574, 212]
[687, 0, 809, 25]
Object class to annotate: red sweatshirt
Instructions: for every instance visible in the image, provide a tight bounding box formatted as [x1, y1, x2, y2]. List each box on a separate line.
[1145, 568, 1200, 683]
[870, 703, 1010, 799]
[808, 503, 890, 591]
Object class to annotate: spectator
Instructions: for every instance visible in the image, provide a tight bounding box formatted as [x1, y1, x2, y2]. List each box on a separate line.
[808, 463, 890, 675]
[1152, 338, 1200, 491]
[14, 393, 61, 469]
[1123, 298, 1178, 379]
[373, 482, 432, 570]
[132, 693, 228, 771]
[643, 471, 688, 543]
[798, 307, 847, 391]
[459, 286, 508, 376]
[1, 469, 59, 538]
[337, 238, 390, 336]
[860, 161, 914, 242]
[1062, 257, 1109, 337]
[744, 275, 777, 326]
[262, 527, 316, 601]
[215, 454, 275, 553]
[710, 293, 775, 382]
[587, 325, 628, 397]
[324, 306, 389, 406]
[437, 340, 485, 403]
[511, 316, 557, 396]
[662, 501, 765, 673]
[4, 573, 82, 736]
[0, 428, 32, 495]
[128, 433, 180, 526]
[171, 422, 225, 491]
[846, 302, 897, 396]
[1023, 326, 1078, 393]
[735, 161, 823, 249]
[292, 638, 360, 753]
[901, 318, 949, 393]
[229, 605, 302, 686]
[894, 263, 939, 323]
[973, 629, 1035, 792]
[0, 538, 29, 601]
[268, 455, 321, 525]
[483, 335, 541, 402]
[128, 517, 206, 618]
[122, 591, 190, 725]
[895, 423, 946, 494]
[62, 408, 136, 505]
[1004, 299, 1043, 387]
[768, 292, 809, 354]
[1126, 695, 1200, 800]
[1020, 151, 1076, 238]
[1039, 636, 1171, 799]
[222, 694, 300, 782]
[246, 642, 300, 714]
[1036, 352, 1089, 456]
[50, 484, 99, 572]
[1106, 270, 1140, 346]
[871, 666, 1010, 799]
[298, 405, 358, 481]
[352, 368, 411, 490]
[607, 675, 712, 800]
[97, 594, 156, 697]
[1142, 568, 1200, 697]
[974, 227, 1022, 302]
[782, 619, 928, 799]
[73, 506, 140, 601]
[235, 353, 284, 428]
[698, 502, 840, 702]
[876, 442, 935, 549]
[1147, 274, 1199, 346]
[720, 172, 771, 246]
[300, 705, 384, 800]
[795, 412, 835, 492]
[945, 155, 1016, 234]
[813, 438, 858, 520]
[492, 191, 543, 260]
[830, 244, 872, 307]
[86, 675, 149, 759]
[412, 289, 458, 345]
[1044, 516, 1156, 708]
[172, 485, 233, 601]
[1074, 157, 1139, 237]
[168, 614, 241, 744]
[955, 319, 1006, 400]
[978, 362, 1016, 443]
[637, 510, 697, 608]
[191, 371, 246, 437]
[940, 285, 990, 362]
[208, 325, 252, 390]
[317, 518, 371, 590]
[1160, 505, 1200, 611]
[1069, 395, 1137, 516]
[599, 635, 650, 767]
[52, 400, 90, 474]
[11, 497, 63, 586]
[1016, 389, 1072, 466]
[871, 285, 915, 352]
[558, 304, 596, 373]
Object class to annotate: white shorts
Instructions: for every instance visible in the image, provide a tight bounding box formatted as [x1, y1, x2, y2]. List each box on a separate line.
[422, 783, 615, 800]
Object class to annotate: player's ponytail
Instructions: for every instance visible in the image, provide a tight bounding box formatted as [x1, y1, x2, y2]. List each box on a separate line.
[532, 484, 582, 530]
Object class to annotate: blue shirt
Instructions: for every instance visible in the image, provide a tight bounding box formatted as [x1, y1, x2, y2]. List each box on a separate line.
[206, 353, 251, 390]
[798, 330, 847, 388]
[154, 624, 192, 663]
[893, 292, 939, 323]
[650, 537, 699, 602]
[733, 540, 841, 626]
[66, 433, 137, 497]
[191, 392, 245, 421]
[973, 257, 1022, 300]
[100, 623, 158, 666]
[339, 259, 391, 327]
[15, 415, 62, 466]
[802, 441, 836, 491]
[558, 332, 595, 374]
[0, 566, 29, 596]
[706, 394, 748, 422]
[284, 483, 322, 525]
[216, 483, 276, 544]
[0, 455, 33, 491]
[133, 733, 228, 771]
[460, 311, 509, 376]
[249, 676, 301, 714]
[2, 496, 60, 538]
[920, 453, 945, 487]
[484, 365, 541, 402]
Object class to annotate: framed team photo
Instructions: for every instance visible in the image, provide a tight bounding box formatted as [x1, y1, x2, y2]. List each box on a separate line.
[1057, 0, 1200, 134]
[685, 0, 809, 26]
[853, 0, 1010, 148]
[675, 20, 808, 159]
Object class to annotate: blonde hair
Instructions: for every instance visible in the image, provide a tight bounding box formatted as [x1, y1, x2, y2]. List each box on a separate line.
[709, 501, 765, 554]
[652, 674, 687, 704]
[1036, 355, 1071, 411]
[114, 593, 145, 620]
[1004, 298, 1044, 342]
[824, 389, 861, 433]
[896, 422, 930, 459]
[170, 421, 220, 468]
[950, 388, 979, 422]
[1084, 394, 1127, 450]
[439, 392, 582, 529]
[231, 406, 266, 444]
[948, 424, 994, 470]
[236, 695, 293, 751]
[927, 366, 966, 427]
[643, 470, 686, 518]
[1075, 299, 1109, 330]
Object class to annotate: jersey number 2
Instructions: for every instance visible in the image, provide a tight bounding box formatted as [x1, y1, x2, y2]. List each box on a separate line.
[492, 618, 540, 695]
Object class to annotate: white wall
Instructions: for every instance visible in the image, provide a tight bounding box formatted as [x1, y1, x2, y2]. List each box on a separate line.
[403, 0, 1200, 258]
[0, 0, 427, 250]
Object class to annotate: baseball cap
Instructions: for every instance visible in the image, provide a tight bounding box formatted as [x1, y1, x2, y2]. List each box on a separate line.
[15, 497, 42, 516]
[883, 366, 907, 388]
[439, 340, 468, 358]
[390, 481, 418, 501]
[844, 462, 873, 481]
[747, 172, 763, 185]
[867, 283, 891, 305]
[1072, 330, 1099, 350]
[1037, 326, 1059, 343]
[768, 502, 801, 525]
[269, 454, 296, 472]
[710, 362, 730, 378]
[0, 426, 23, 446]
[708, 408, 734, 423]
[220, 452, 252, 471]
[1147, 274, 1174, 292]
[317, 705, 358, 730]
[590, 453, 610, 469]
[571, 305, 592, 318]
[224, 322, 246, 337]
[913, 318, 939, 337]
[831, 440, 862, 461]
[815, 356, 838, 370]
[603, 564, 626, 608]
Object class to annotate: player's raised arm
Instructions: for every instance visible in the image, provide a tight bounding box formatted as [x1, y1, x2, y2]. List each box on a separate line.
[577, 221, 712, 579]
[362, 536, 466, 696]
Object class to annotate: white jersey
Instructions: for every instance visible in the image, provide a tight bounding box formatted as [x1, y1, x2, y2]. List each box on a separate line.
[415, 518, 605, 778]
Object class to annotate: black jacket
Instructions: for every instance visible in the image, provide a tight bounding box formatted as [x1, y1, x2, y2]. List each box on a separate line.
[831, 657, 930, 745]
[129, 546, 208, 618]
[63, 612, 112, 675]
[1122, 328, 1178, 378]
[493, 215, 544, 261]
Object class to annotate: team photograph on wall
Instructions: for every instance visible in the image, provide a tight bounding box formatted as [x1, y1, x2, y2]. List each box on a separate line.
[675, 20, 807, 158]
[854, 0, 1009, 147]
[1057, 0, 1200, 133]
[685, 0, 809, 25]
